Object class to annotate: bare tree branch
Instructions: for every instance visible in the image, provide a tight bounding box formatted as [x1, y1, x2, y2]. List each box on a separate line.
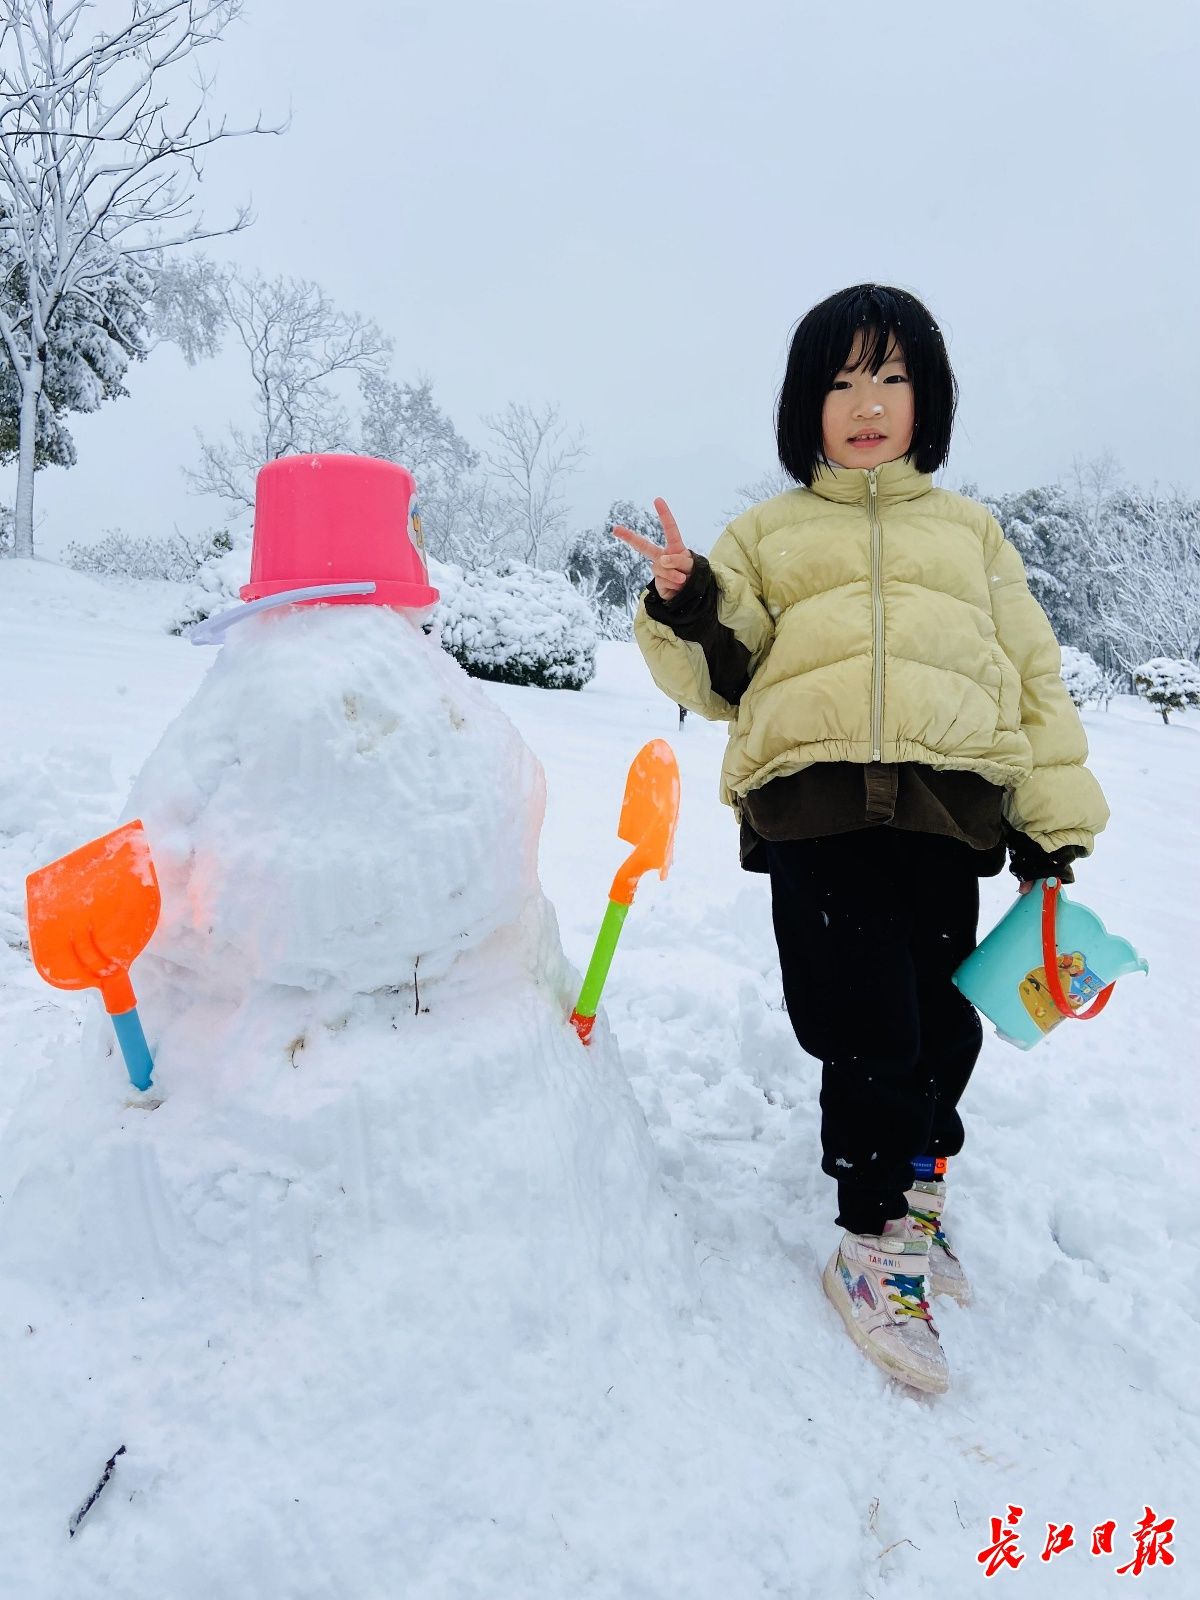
[481, 400, 586, 567]
[186, 268, 391, 510]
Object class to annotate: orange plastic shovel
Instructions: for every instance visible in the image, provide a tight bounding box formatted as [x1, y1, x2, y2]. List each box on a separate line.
[26, 820, 161, 1090]
[570, 740, 680, 1044]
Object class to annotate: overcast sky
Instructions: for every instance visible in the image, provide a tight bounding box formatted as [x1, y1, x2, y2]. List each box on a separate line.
[23, 0, 1200, 558]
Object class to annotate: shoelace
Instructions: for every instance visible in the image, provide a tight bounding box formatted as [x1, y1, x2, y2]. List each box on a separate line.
[883, 1271, 932, 1323]
[908, 1206, 950, 1251]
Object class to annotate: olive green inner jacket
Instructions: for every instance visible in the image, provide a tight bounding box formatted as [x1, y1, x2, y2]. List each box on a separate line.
[633, 456, 1109, 857]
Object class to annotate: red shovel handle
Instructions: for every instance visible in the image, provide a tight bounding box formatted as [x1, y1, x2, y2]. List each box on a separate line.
[1040, 879, 1114, 1021]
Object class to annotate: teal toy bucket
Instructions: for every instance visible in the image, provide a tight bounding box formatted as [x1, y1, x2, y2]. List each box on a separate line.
[953, 879, 1148, 1050]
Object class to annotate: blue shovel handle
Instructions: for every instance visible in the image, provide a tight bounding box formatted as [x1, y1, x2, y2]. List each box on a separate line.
[111, 1007, 154, 1092]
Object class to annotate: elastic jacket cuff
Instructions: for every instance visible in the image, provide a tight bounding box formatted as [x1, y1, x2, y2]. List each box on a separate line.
[1004, 825, 1081, 885]
[642, 553, 714, 629]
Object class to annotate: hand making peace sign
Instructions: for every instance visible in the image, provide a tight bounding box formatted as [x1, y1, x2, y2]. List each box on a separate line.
[610, 497, 695, 602]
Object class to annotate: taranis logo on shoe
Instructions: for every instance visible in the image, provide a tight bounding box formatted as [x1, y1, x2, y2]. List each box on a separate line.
[862, 1243, 914, 1275]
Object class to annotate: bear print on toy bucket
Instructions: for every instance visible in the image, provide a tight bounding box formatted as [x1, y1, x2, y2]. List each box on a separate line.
[952, 878, 1148, 1050]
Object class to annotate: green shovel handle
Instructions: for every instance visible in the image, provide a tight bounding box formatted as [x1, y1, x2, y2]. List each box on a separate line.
[570, 899, 630, 1039]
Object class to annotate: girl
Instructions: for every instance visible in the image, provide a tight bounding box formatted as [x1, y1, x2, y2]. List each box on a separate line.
[612, 284, 1108, 1394]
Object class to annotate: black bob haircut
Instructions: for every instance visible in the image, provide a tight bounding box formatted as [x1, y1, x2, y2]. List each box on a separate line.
[775, 284, 958, 486]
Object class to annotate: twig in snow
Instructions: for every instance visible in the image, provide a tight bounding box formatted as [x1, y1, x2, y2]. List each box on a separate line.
[954, 1498, 966, 1530]
[68, 1446, 126, 1538]
[878, 1538, 920, 1559]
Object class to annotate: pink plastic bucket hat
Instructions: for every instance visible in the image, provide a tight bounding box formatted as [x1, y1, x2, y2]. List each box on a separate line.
[242, 454, 438, 608]
[188, 453, 441, 646]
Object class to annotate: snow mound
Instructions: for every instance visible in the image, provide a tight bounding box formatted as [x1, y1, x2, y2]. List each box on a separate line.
[0, 602, 699, 1595]
[125, 605, 545, 996]
[0, 747, 118, 954]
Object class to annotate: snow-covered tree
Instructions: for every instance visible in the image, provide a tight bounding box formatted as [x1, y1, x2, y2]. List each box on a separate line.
[149, 253, 228, 365]
[359, 373, 482, 564]
[1069, 449, 1124, 541]
[1, 204, 153, 471]
[439, 473, 521, 572]
[0, 0, 270, 557]
[187, 270, 390, 510]
[973, 483, 1084, 645]
[482, 401, 586, 567]
[1051, 458, 1200, 674]
[1133, 657, 1200, 725]
[1093, 489, 1200, 670]
[566, 500, 654, 616]
[567, 568, 636, 641]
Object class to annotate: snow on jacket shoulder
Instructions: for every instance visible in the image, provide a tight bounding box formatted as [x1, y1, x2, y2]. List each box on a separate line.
[632, 454, 1109, 856]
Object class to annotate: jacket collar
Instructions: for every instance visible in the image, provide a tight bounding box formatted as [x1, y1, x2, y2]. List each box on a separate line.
[806, 453, 933, 506]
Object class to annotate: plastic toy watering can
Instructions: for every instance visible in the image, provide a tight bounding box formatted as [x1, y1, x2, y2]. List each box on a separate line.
[953, 878, 1148, 1050]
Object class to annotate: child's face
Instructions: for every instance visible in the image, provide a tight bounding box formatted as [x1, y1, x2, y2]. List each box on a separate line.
[821, 332, 915, 470]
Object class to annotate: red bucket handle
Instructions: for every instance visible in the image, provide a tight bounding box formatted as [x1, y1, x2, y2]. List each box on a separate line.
[1040, 878, 1114, 1021]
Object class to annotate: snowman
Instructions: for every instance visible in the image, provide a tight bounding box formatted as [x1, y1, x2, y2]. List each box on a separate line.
[1, 455, 698, 1591]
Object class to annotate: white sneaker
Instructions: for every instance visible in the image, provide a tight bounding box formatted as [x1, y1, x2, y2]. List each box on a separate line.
[904, 1179, 971, 1305]
[822, 1221, 949, 1394]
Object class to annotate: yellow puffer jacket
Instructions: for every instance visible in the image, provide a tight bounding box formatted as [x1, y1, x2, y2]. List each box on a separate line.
[634, 455, 1109, 855]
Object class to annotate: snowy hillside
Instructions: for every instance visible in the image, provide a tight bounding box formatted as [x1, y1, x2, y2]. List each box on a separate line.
[1, 559, 1196, 1598]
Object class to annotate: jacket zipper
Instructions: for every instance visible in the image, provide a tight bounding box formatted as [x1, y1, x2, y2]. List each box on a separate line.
[867, 468, 884, 761]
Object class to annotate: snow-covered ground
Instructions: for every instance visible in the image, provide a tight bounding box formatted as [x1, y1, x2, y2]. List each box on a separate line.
[1, 557, 1196, 1598]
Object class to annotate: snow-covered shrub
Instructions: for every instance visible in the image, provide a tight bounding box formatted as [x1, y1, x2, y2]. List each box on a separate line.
[1060, 646, 1106, 708]
[169, 528, 252, 634]
[0, 502, 13, 554]
[1132, 657, 1200, 724]
[66, 527, 230, 582]
[433, 559, 597, 690]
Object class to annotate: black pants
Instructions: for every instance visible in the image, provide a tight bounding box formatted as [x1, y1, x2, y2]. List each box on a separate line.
[766, 829, 984, 1235]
